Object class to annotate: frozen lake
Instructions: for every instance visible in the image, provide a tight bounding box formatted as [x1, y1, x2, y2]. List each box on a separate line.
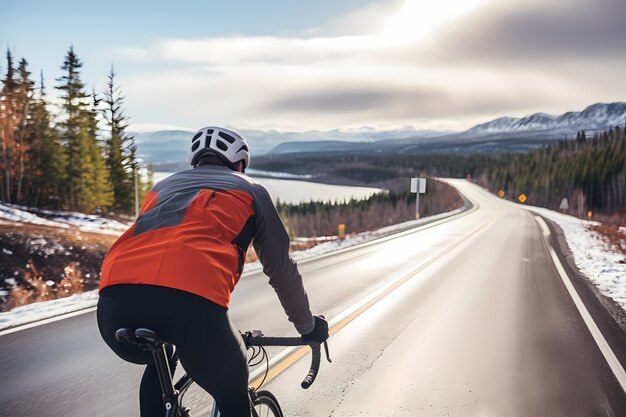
[153, 171, 382, 204]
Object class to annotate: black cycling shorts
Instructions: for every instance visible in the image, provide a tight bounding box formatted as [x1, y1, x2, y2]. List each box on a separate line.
[97, 284, 249, 417]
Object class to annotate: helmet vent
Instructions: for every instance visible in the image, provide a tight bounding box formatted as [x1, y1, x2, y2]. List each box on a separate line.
[216, 140, 229, 151]
[191, 141, 201, 152]
[236, 145, 248, 153]
[192, 131, 203, 142]
[218, 131, 236, 144]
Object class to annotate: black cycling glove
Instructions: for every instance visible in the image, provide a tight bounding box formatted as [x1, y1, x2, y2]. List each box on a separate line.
[302, 315, 329, 342]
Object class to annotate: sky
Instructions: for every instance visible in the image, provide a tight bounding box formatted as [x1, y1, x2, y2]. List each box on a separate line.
[3, 0, 626, 133]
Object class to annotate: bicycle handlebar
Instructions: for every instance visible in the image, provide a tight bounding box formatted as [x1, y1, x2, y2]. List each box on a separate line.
[244, 334, 330, 389]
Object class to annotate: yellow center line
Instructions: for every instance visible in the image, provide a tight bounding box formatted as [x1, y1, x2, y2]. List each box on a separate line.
[251, 204, 501, 389]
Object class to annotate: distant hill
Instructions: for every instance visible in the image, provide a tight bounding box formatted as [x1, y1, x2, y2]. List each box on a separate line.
[135, 102, 626, 167]
[269, 102, 626, 155]
[135, 127, 446, 167]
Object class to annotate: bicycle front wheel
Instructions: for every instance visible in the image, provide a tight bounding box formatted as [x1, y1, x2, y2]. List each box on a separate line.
[252, 390, 283, 417]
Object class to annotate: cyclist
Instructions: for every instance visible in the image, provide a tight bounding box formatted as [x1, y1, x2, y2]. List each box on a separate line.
[97, 126, 329, 417]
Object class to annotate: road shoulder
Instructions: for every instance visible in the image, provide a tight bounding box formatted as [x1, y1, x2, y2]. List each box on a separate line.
[540, 215, 626, 370]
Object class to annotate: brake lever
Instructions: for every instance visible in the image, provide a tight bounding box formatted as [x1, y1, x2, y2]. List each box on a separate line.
[323, 340, 332, 363]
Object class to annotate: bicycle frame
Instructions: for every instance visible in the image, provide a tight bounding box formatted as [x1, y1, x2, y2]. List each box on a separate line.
[117, 327, 329, 416]
[172, 375, 258, 417]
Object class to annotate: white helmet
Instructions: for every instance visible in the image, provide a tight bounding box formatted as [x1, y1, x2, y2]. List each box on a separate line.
[188, 126, 250, 171]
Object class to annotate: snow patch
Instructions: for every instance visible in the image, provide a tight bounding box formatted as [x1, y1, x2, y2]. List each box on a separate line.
[0, 203, 131, 236]
[527, 206, 626, 311]
[0, 290, 100, 330]
[26, 237, 65, 257]
[0, 204, 69, 228]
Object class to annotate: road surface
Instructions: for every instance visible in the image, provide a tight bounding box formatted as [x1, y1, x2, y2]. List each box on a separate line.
[1, 179, 625, 416]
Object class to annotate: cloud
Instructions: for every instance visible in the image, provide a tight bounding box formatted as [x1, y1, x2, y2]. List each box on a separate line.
[266, 87, 456, 124]
[435, 0, 626, 63]
[304, 0, 404, 36]
[113, 0, 626, 132]
[268, 87, 449, 114]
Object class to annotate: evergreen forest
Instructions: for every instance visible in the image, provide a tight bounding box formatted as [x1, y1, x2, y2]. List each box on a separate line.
[0, 47, 151, 215]
[255, 126, 626, 220]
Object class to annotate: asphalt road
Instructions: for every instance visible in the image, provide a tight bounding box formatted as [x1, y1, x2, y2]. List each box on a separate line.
[1, 179, 625, 416]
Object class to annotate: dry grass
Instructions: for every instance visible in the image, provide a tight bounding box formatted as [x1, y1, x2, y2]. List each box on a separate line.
[590, 224, 626, 258]
[1, 220, 114, 311]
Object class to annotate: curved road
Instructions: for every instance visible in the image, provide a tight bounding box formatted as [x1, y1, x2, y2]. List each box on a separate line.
[1, 180, 625, 416]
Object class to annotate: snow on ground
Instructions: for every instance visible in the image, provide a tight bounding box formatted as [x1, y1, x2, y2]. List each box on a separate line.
[0, 291, 100, 331]
[0, 203, 131, 236]
[0, 204, 70, 229]
[527, 206, 626, 311]
[0, 205, 468, 331]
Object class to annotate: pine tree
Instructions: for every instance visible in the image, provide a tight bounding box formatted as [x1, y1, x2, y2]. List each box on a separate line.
[79, 89, 113, 213]
[0, 49, 19, 202]
[27, 72, 67, 208]
[56, 46, 91, 210]
[15, 58, 35, 202]
[55, 46, 113, 212]
[102, 66, 136, 212]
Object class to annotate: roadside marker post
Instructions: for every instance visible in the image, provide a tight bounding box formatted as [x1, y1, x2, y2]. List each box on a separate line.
[498, 190, 505, 198]
[410, 178, 427, 219]
[338, 224, 346, 240]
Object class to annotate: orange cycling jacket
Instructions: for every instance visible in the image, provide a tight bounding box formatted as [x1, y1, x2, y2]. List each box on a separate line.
[99, 164, 315, 335]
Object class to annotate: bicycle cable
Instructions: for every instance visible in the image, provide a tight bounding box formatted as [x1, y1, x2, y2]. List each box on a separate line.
[247, 345, 270, 389]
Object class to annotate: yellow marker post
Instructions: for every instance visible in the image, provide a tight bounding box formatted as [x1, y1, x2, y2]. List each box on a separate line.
[338, 224, 346, 240]
[518, 194, 527, 203]
[587, 210, 592, 219]
[498, 190, 505, 198]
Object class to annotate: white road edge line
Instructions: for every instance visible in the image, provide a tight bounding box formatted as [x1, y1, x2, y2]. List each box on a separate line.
[534, 216, 626, 394]
[534, 215, 551, 236]
[0, 307, 97, 337]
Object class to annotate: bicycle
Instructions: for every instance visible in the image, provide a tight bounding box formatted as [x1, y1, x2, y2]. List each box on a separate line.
[115, 327, 332, 416]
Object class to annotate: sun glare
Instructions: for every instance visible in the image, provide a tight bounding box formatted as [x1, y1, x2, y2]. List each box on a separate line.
[381, 0, 487, 43]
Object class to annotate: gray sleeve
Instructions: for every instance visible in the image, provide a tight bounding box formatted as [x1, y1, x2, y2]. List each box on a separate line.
[251, 183, 315, 335]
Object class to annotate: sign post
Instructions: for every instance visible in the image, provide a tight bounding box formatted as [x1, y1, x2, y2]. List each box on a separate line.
[410, 178, 427, 219]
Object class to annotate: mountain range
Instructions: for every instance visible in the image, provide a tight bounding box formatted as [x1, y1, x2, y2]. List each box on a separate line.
[134, 102, 626, 169]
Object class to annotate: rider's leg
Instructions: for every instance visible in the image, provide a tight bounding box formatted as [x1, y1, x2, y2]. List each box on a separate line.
[97, 285, 250, 416]
[97, 285, 177, 416]
[175, 307, 250, 417]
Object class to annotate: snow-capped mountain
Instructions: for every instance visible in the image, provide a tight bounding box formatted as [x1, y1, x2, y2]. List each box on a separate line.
[467, 102, 626, 137]
[136, 101, 626, 163]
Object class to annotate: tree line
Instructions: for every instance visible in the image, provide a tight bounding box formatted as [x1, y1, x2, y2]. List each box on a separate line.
[0, 46, 150, 214]
[256, 126, 626, 217]
[481, 126, 626, 215]
[276, 179, 464, 237]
